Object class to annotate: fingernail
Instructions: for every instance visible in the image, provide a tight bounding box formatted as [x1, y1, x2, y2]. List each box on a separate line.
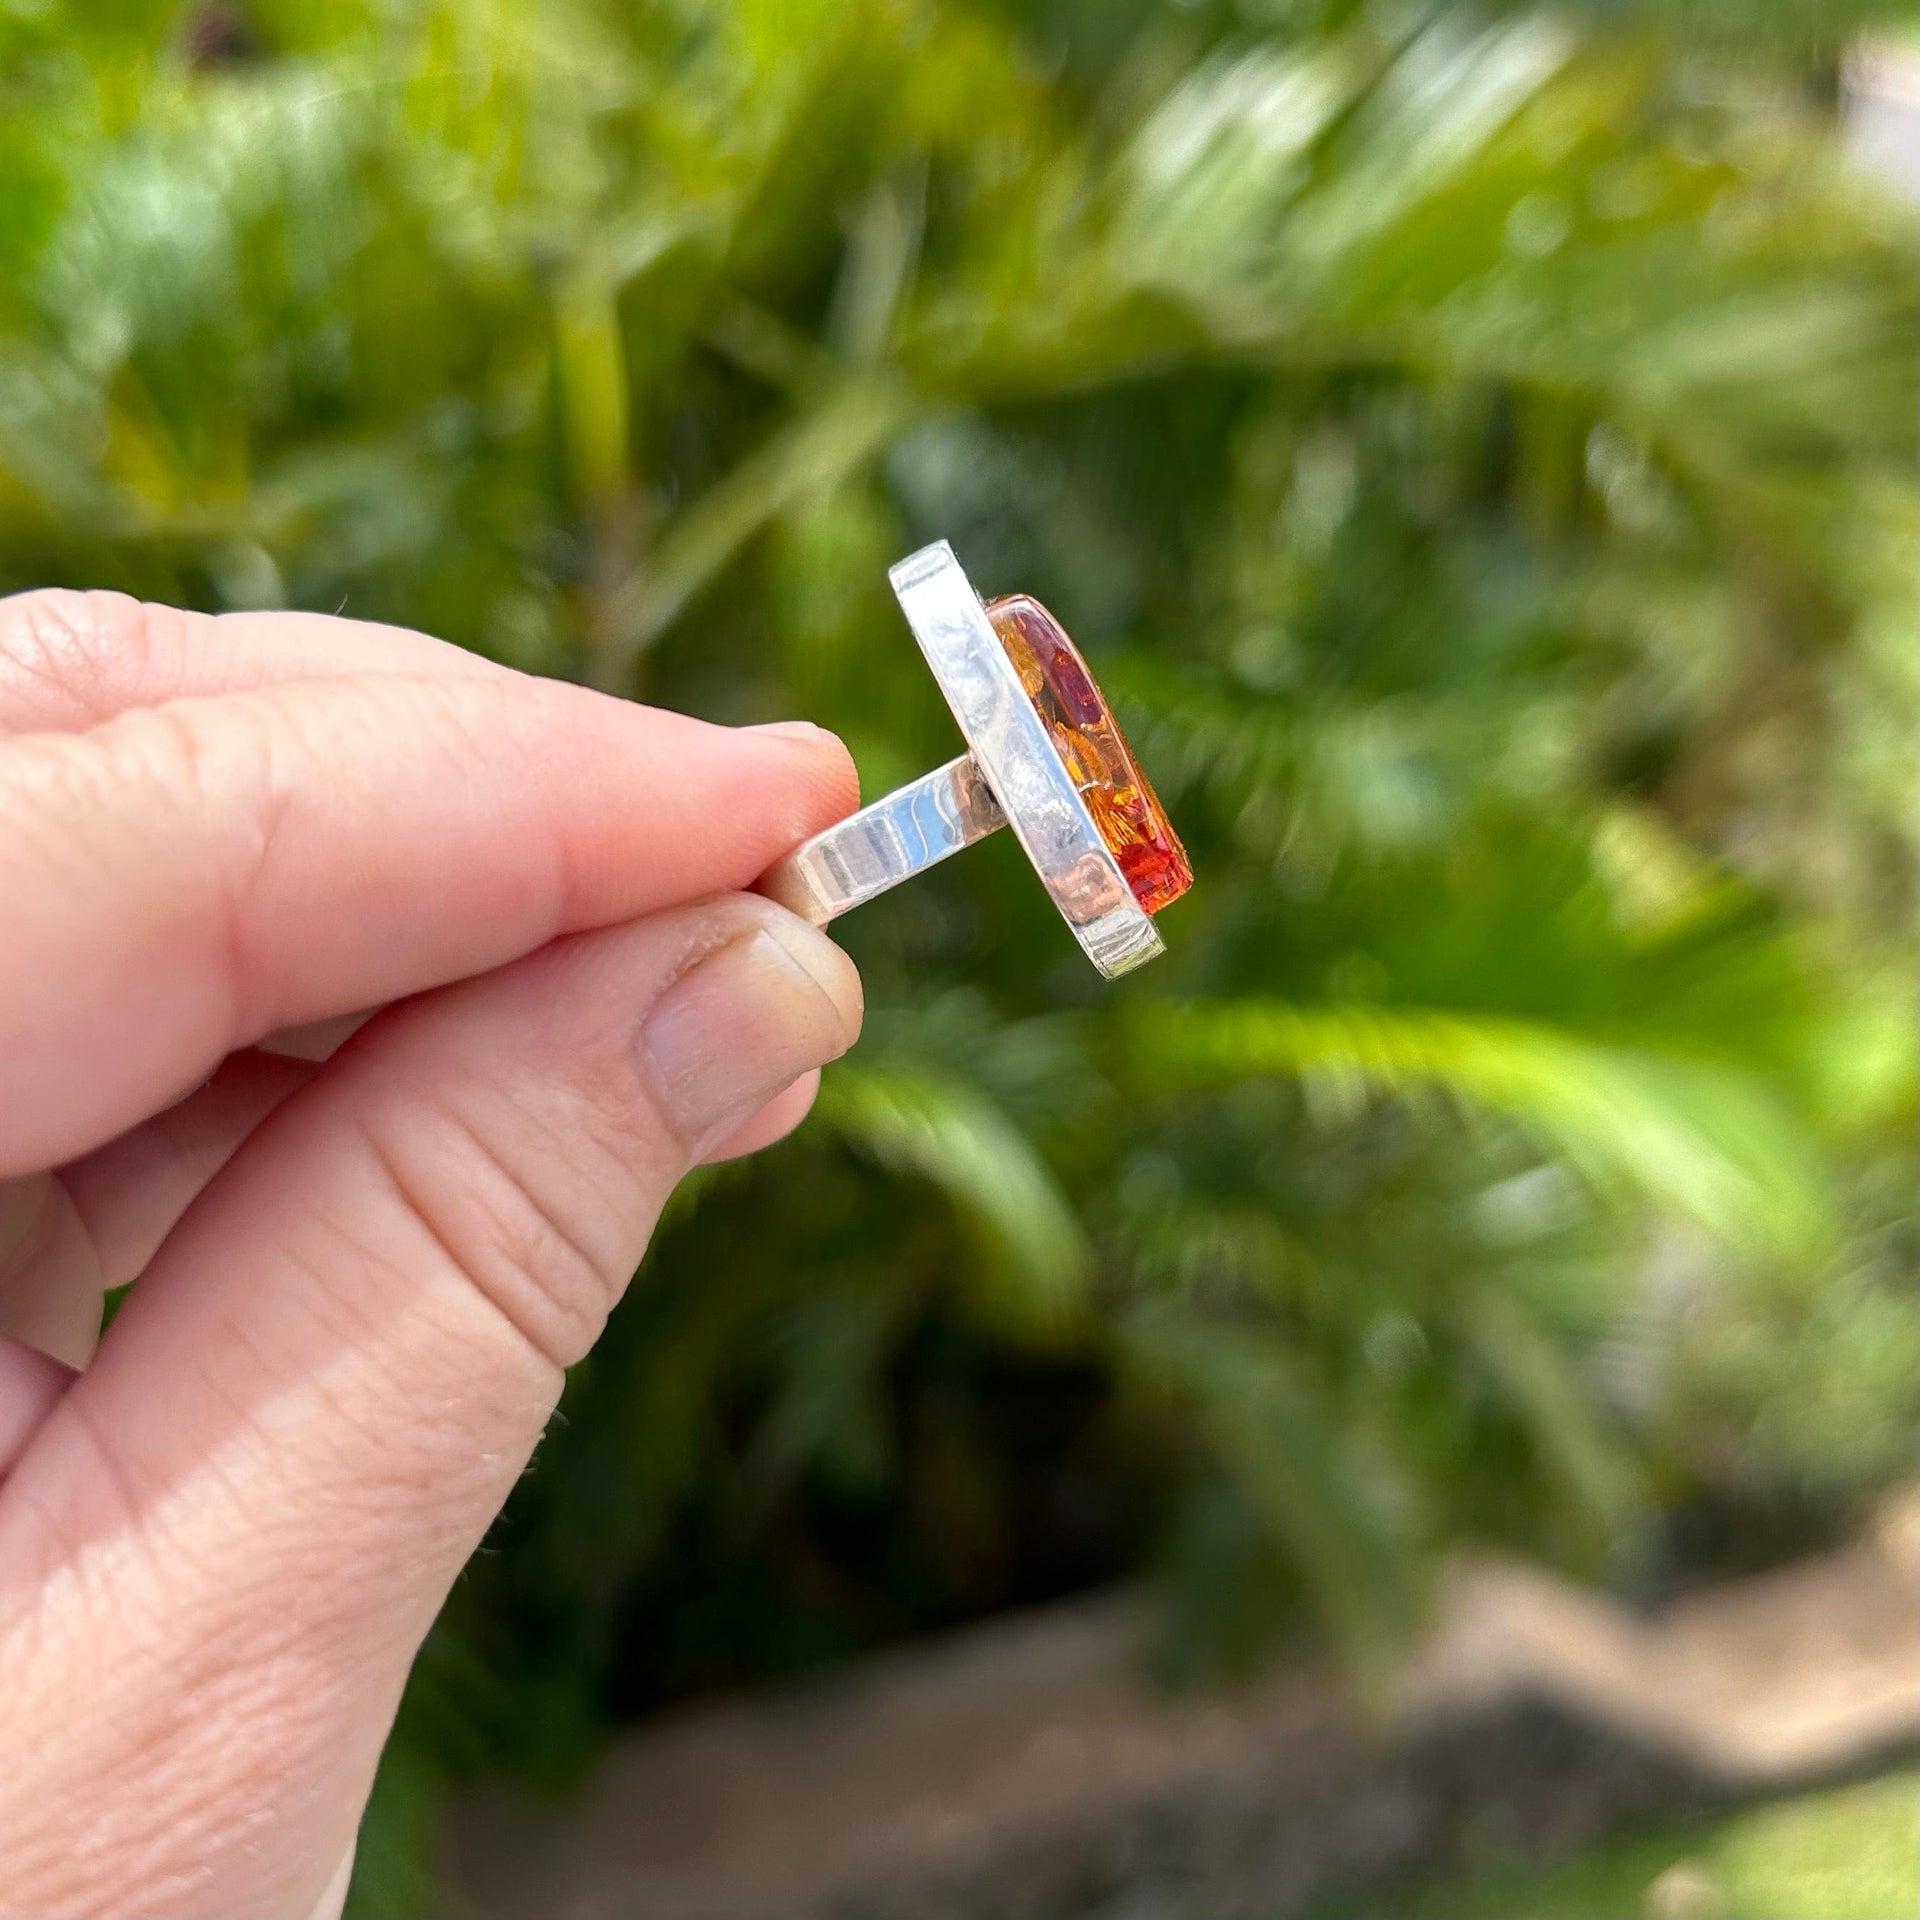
[747, 720, 833, 743]
[639, 915, 861, 1151]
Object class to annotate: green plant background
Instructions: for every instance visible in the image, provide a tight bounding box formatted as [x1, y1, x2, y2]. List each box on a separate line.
[0, 1, 1912, 1909]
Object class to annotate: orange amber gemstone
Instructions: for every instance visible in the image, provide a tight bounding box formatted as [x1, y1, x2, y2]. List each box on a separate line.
[985, 594, 1192, 916]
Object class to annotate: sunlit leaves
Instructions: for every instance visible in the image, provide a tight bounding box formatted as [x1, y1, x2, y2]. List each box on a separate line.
[813, 1060, 1093, 1339]
[1146, 998, 1831, 1257]
[0, 8, 1910, 1886]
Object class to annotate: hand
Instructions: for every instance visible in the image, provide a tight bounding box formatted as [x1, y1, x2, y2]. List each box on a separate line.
[0, 590, 863, 1917]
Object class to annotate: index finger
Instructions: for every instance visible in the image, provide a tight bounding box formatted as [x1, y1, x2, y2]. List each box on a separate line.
[0, 589, 500, 735]
[0, 664, 857, 1172]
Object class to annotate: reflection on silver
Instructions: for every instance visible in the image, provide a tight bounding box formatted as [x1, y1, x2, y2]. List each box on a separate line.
[757, 752, 1004, 925]
[757, 542, 1164, 980]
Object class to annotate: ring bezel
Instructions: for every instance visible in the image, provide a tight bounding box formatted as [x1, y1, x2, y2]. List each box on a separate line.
[888, 542, 1164, 980]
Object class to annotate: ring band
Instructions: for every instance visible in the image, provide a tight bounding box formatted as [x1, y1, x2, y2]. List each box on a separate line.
[756, 751, 1005, 923]
[756, 542, 1167, 980]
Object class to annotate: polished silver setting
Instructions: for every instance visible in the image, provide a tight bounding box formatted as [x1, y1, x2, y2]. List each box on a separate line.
[758, 541, 1164, 979]
[758, 752, 1003, 925]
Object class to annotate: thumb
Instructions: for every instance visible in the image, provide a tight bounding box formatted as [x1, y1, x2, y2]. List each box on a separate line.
[0, 893, 860, 1919]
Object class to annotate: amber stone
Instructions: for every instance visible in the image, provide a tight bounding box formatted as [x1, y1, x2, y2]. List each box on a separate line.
[985, 594, 1192, 916]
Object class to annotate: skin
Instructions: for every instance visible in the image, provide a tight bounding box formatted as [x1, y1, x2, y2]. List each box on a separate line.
[0, 589, 866, 1918]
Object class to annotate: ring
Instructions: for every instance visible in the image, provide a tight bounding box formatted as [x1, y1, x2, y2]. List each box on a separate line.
[757, 541, 1190, 979]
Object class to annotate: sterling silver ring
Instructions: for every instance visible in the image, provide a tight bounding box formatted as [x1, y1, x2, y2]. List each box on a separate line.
[756, 542, 1189, 980]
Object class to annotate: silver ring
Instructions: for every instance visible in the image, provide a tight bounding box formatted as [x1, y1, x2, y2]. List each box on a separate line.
[757, 541, 1178, 980]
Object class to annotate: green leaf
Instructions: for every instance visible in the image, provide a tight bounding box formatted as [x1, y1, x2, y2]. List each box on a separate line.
[1146, 1000, 1833, 1258]
[813, 1061, 1092, 1338]
[1125, 1305, 1418, 1672]
[605, 374, 913, 677]
[1456, 1282, 1643, 1546]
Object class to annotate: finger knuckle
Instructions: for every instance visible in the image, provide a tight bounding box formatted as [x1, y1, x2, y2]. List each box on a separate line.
[360, 1087, 640, 1373]
[0, 588, 165, 725]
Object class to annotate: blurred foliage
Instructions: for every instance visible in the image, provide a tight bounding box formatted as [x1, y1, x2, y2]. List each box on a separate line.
[1319, 1768, 1920, 1918]
[0, 0, 1912, 1908]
